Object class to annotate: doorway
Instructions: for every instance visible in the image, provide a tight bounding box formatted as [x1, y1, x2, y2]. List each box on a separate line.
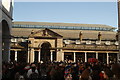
[41, 42, 51, 63]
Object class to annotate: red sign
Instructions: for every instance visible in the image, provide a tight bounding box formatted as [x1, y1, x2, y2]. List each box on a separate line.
[88, 58, 98, 63]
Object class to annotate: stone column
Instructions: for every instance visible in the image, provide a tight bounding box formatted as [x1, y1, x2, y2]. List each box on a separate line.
[85, 52, 87, 62]
[74, 52, 76, 62]
[107, 52, 109, 64]
[30, 48, 34, 63]
[96, 52, 98, 59]
[62, 52, 64, 61]
[27, 48, 30, 63]
[38, 50, 41, 62]
[51, 51, 53, 62]
[15, 50, 17, 61]
[56, 49, 63, 62]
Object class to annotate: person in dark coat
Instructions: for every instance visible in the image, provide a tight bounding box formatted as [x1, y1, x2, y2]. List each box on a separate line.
[80, 66, 91, 80]
[91, 63, 101, 80]
[111, 63, 120, 79]
[103, 66, 113, 79]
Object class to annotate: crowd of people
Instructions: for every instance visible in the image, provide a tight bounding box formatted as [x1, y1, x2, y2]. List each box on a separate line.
[2, 60, 120, 80]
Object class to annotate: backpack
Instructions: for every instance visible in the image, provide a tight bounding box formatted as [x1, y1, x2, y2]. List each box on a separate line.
[29, 72, 39, 80]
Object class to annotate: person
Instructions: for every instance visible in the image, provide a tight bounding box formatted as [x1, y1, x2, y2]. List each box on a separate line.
[103, 65, 113, 80]
[91, 63, 101, 80]
[111, 63, 120, 79]
[64, 68, 72, 80]
[27, 63, 39, 79]
[29, 66, 40, 80]
[72, 64, 79, 80]
[80, 66, 92, 80]
[39, 63, 48, 80]
[99, 71, 109, 80]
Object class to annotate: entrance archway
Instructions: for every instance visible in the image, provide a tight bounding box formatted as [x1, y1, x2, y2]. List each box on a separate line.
[41, 42, 51, 63]
[2, 20, 10, 62]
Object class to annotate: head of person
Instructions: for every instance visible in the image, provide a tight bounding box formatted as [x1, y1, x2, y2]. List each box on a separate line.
[31, 63, 36, 72]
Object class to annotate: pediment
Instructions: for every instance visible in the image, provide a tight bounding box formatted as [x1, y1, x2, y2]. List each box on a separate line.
[29, 28, 63, 38]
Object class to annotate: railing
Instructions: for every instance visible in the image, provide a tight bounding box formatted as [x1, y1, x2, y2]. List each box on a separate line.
[13, 24, 114, 31]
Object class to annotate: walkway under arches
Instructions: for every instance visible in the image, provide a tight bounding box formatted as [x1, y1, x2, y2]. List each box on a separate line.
[2, 20, 11, 62]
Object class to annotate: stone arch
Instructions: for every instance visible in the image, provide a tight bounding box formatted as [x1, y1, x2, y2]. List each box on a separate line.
[2, 20, 10, 37]
[2, 20, 11, 62]
[40, 42, 51, 63]
[38, 41, 51, 48]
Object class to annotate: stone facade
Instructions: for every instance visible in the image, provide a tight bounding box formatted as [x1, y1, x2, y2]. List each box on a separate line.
[28, 28, 63, 63]
[1, 0, 13, 79]
[10, 22, 119, 64]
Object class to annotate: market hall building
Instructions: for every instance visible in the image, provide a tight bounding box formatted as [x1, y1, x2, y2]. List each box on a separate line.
[10, 22, 119, 64]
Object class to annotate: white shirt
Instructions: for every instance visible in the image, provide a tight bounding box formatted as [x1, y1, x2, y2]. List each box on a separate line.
[27, 69, 39, 78]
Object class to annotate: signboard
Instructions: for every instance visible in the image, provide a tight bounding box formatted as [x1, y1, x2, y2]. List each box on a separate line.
[88, 58, 98, 63]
